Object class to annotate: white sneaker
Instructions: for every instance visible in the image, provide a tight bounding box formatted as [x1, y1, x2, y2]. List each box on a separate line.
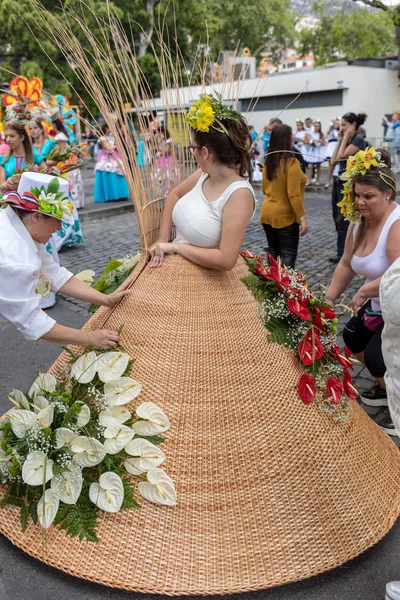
[386, 581, 400, 600]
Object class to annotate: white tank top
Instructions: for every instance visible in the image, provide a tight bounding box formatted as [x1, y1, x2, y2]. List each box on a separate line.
[351, 203, 400, 311]
[172, 172, 256, 248]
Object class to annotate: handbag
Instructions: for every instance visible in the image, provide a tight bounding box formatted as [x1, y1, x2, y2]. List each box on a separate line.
[363, 307, 384, 332]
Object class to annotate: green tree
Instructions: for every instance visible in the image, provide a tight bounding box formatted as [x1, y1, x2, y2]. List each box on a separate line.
[299, 1, 397, 67]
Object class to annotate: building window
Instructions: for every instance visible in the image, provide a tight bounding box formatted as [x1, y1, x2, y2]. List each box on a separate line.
[287, 62, 296, 69]
[240, 89, 344, 112]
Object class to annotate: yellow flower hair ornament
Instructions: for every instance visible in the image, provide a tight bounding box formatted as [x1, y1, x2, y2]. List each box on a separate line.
[185, 92, 241, 134]
[338, 147, 395, 223]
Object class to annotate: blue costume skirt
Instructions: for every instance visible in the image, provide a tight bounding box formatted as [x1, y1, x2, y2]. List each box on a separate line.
[94, 170, 129, 202]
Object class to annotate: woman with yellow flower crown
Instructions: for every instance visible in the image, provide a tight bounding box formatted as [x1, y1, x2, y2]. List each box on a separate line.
[326, 147, 400, 433]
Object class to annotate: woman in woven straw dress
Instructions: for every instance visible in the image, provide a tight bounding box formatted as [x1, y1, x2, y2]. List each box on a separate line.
[148, 95, 255, 269]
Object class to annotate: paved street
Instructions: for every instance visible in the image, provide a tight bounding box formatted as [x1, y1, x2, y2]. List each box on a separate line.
[1, 169, 399, 600]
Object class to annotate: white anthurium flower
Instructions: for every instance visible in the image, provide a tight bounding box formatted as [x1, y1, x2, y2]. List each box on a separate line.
[9, 409, 37, 439]
[70, 351, 98, 384]
[37, 404, 54, 429]
[71, 436, 107, 467]
[37, 489, 60, 529]
[97, 352, 130, 383]
[75, 269, 96, 285]
[55, 427, 79, 450]
[124, 438, 166, 475]
[98, 405, 131, 428]
[89, 472, 124, 513]
[29, 373, 57, 397]
[9, 389, 29, 409]
[137, 468, 177, 506]
[132, 402, 171, 436]
[104, 377, 142, 407]
[103, 424, 135, 455]
[51, 462, 83, 504]
[76, 402, 91, 427]
[32, 395, 49, 413]
[22, 451, 54, 486]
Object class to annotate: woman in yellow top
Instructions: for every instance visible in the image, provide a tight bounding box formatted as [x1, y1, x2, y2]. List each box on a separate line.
[260, 124, 309, 268]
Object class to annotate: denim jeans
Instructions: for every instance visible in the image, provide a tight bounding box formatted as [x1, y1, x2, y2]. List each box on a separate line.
[332, 176, 349, 259]
[262, 222, 300, 269]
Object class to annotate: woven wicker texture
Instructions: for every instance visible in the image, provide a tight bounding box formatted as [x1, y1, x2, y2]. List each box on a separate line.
[1, 255, 400, 595]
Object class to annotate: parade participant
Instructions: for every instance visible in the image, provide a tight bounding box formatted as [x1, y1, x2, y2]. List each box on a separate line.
[329, 112, 367, 263]
[29, 120, 55, 158]
[0, 123, 44, 192]
[326, 148, 400, 406]
[47, 132, 84, 248]
[0, 173, 128, 347]
[260, 124, 308, 268]
[324, 116, 341, 189]
[94, 124, 129, 202]
[293, 118, 307, 161]
[304, 120, 327, 186]
[148, 94, 255, 268]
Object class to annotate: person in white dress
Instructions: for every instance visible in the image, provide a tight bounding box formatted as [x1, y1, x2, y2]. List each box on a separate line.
[293, 119, 308, 164]
[0, 173, 129, 347]
[147, 95, 255, 269]
[304, 120, 327, 185]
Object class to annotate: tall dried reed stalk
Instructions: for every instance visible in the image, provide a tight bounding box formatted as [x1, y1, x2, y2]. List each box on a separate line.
[22, 0, 263, 249]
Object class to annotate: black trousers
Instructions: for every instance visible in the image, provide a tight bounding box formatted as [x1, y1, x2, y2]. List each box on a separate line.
[342, 302, 386, 378]
[262, 222, 299, 269]
[332, 176, 349, 259]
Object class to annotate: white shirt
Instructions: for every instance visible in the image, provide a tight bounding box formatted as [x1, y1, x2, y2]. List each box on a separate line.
[0, 207, 73, 340]
[172, 173, 256, 248]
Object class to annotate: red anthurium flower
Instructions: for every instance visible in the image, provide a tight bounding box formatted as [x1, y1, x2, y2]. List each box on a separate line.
[287, 298, 310, 320]
[272, 267, 291, 290]
[343, 370, 358, 400]
[344, 346, 353, 360]
[320, 307, 336, 320]
[312, 308, 325, 330]
[326, 378, 343, 405]
[268, 254, 278, 268]
[298, 374, 316, 404]
[331, 345, 353, 369]
[255, 262, 274, 281]
[298, 328, 324, 365]
[241, 250, 255, 259]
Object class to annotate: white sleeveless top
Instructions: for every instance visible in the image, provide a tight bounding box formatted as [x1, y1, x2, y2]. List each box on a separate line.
[351, 203, 400, 311]
[172, 172, 256, 249]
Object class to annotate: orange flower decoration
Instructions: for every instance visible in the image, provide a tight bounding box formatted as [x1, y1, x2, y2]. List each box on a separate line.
[2, 76, 42, 109]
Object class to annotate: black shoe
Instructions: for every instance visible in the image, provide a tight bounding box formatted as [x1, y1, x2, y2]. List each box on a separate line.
[328, 256, 340, 264]
[359, 383, 388, 407]
[379, 414, 397, 437]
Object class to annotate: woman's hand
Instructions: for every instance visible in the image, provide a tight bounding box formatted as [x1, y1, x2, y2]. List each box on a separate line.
[300, 215, 309, 237]
[6, 174, 21, 190]
[104, 289, 131, 308]
[148, 242, 177, 267]
[351, 285, 368, 315]
[344, 123, 356, 140]
[87, 329, 120, 349]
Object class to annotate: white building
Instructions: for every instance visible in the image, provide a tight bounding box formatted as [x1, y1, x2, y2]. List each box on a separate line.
[162, 57, 399, 141]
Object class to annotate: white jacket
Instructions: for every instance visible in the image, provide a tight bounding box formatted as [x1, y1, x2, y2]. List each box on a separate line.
[0, 206, 73, 340]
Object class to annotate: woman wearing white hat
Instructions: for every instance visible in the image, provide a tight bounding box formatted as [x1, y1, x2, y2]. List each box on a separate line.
[0, 173, 128, 348]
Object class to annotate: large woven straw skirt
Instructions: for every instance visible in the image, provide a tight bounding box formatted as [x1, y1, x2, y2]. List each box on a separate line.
[2, 255, 400, 595]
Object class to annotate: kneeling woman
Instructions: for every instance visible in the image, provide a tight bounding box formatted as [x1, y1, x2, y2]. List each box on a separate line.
[326, 149, 400, 411]
[0, 174, 128, 348]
